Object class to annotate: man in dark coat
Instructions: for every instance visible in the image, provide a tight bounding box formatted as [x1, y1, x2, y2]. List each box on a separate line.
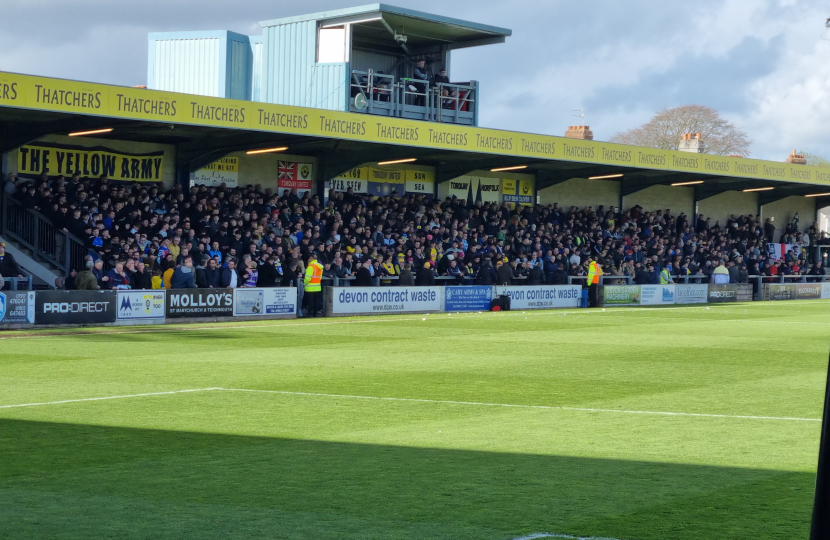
[204, 258, 222, 288]
[398, 263, 415, 286]
[256, 255, 280, 288]
[0, 243, 22, 285]
[416, 261, 435, 286]
[354, 260, 374, 287]
[476, 258, 497, 285]
[171, 257, 197, 289]
[496, 260, 514, 285]
[132, 261, 153, 290]
[528, 262, 545, 285]
[220, 259, 240, 288]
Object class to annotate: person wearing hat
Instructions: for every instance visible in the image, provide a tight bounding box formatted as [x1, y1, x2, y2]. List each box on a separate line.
[354, 259, 374, 287]
[416, 260, 435, 286]
[75, 259, 99, 290]
[303, 252, 324, 317]
[496, 258, 515, 286]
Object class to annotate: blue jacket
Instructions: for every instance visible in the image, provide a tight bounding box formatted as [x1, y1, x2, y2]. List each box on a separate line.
[171, 266, 196, 289]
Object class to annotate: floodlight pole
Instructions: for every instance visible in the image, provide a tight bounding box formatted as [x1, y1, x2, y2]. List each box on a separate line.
[810, 352, 830, 539]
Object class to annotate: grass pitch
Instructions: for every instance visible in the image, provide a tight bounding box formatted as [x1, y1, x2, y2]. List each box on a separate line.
[1, 301, 828, 539]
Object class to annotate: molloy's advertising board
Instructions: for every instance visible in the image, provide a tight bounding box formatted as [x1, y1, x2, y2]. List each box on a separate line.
[496, 285, 581, 310]
[444, 286, 493, 312]
[768, 283, 822, 301]
[166, 289, 233, 318]
[18, 142, 163, 182]
[0, 291, 35, 324]
[233, 288, 297, 317]
[191, 157, 238, 188]
[117, 291, 165, 321]
[333, 287, 442, 315]
[603, 285, 641, 306]
[640, 285, 675, 305]
[674, 284, 708, 304]
[3, 70, 830, 187]
[35, 290, 116, 325]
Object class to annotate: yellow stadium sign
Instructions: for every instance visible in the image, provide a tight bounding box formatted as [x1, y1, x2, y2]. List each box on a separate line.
[2, 70, 830, 186]
[17, 143, 164, 182]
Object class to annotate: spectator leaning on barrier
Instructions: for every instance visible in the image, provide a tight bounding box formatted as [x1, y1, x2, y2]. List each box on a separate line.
[221, 259, 240, 288]
[399, 263, 415, 286]
[107, 261, 131, 290]
[712, 261, 730, 284]
[659, 265, 673, 285]
[171, 256, 197, 289]
[75, 260, 99, 290]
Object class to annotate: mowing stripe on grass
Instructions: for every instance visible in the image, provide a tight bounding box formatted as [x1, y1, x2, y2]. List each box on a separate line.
[219, 388, 821, 422]
[513, 534, 624, 540]
[0, 386, 820, 422]
[0, 388, 221, 409]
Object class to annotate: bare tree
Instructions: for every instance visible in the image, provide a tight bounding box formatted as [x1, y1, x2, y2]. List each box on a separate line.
[610, 105, 752, 156]
[801, 152, 830, 167]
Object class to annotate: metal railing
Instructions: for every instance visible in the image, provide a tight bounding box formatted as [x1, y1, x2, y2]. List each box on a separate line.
[1, 194, 90, 277]
[349, 70, 477, 125]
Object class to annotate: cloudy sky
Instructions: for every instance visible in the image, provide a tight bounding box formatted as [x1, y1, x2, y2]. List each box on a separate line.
[1, 0, 828, 161]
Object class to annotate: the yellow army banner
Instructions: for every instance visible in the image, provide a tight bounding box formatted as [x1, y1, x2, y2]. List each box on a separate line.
[17, 143, 164, 182]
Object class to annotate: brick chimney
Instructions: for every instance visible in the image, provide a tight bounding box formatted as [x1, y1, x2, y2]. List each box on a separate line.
[785, 150, 807, 165]
[678, 133, 704, 153]
[565, 125, 593, 140]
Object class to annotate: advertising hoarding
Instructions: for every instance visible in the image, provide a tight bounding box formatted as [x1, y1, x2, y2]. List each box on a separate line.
[35, 290, 116, 325]
[117, 291, 165, 320]
[166, 289, 233, 318]
[496, 285, 581, 310]
[332, 287, 441, 315]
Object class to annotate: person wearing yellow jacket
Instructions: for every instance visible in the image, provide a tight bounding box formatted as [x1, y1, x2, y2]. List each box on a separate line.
[586, 256, 603, 308]
[303, 252, 324, 317]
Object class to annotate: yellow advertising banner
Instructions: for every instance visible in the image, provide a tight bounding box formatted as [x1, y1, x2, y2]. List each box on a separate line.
[17, 143, 164, 182]
[2, 70, 830, 186]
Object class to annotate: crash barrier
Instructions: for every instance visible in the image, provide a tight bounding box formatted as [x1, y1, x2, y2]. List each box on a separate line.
[3, 281, 829, 329]
[599, 284, 754, 307]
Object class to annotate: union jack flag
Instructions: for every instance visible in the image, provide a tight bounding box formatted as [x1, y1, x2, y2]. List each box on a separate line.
[278, 161, 297, 180]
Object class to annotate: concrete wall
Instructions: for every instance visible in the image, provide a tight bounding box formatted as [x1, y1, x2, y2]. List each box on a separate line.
[624, 185, 694, 218]
[761, 196, 817, 241]
[696, 191, 759, 228]
[538, 178, 620, 210]
[5, 134, 178, 188]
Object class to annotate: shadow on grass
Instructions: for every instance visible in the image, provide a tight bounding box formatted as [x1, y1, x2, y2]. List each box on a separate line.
[0, 419, 813, 540]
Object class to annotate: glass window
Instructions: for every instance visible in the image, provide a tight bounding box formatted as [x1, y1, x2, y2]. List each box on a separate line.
[318, 27, 347, 63]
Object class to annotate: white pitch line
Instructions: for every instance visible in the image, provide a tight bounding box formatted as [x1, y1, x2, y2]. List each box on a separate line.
[0, 388, 221, 409]
[218, 388, 821, 422]
[513, 533, 624, 540]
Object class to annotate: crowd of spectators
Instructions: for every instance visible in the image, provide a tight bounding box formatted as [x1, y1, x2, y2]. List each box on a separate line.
[4, 171, 829, 292]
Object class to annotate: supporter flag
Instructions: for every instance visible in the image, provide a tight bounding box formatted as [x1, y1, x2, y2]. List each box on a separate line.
[767, 243, 801, 260]
[277, 161, 313, 194]
[278, 161, 297, 180]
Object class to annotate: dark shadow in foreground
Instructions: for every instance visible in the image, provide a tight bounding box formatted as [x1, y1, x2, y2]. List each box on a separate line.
[0, 419, 813, 540]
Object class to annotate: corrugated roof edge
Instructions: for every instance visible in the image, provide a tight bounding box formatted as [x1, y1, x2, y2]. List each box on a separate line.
[258, 3, 512, 36]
